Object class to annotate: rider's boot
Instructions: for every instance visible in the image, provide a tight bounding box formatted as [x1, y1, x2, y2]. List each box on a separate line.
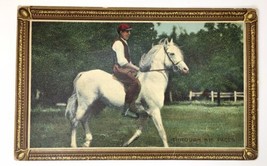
[122, 103, 139, 118]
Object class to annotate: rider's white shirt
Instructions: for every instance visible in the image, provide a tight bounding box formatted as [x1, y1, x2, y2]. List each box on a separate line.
[112, 38, 129, 67]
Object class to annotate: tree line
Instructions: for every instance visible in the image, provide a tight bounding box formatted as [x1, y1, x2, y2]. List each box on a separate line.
[31, 22, 243, 106]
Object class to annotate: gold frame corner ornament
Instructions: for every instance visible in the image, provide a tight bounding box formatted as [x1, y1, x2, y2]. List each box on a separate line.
[243, 148, 258, 160]
[15, 6, 258, 160]
[15, 149, 30, 161]
[244, 9, 257, 23]
[18, 6, 32, 20]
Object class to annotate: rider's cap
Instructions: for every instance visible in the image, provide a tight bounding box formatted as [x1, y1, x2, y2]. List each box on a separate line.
[117, 24, 132, 33]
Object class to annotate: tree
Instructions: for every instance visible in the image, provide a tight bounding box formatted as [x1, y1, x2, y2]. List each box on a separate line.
[31, 22, 157, 106]
[31, 22, 243, 106]
[159, 23, 243, 104]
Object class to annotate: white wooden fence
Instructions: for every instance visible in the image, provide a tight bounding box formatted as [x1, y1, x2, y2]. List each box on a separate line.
[189, 91, 244, 102]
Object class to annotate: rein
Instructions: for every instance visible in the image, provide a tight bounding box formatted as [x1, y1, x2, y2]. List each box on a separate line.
[144, 68, 170, 72]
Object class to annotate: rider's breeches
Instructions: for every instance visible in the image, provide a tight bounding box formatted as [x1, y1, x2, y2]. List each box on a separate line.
[113, 64, 141, 104]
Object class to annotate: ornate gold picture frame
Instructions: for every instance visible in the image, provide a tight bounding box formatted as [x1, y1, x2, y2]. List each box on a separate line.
[15, 6, 257, 160]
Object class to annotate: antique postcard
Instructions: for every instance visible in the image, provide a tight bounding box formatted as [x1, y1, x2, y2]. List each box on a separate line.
[15, 7, 257, 160]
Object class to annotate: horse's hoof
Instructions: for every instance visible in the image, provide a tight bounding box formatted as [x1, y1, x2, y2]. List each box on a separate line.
[71, 144, 77, 148]
[122, 142, 129, 147]
[83, 142, 90, 147]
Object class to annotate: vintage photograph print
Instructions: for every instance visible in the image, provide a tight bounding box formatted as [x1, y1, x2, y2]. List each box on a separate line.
[15, 7, 257, 160]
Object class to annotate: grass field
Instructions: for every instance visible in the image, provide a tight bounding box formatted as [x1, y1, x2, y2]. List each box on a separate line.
[30, 101, 244, 148]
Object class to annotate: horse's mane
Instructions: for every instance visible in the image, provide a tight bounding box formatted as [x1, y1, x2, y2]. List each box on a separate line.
[139, 44, 163, 72]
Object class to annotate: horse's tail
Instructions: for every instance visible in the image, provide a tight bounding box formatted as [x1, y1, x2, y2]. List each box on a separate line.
[65, 72, 83, 120]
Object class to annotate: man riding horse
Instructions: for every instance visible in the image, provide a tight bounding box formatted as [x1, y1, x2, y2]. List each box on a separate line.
[112, 24, 141, 118]
[65, 23, 189, 147]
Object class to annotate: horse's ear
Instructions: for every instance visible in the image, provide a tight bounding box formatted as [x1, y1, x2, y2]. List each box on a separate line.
[170, 38, 174, 45]
[164, 38, 169, 46]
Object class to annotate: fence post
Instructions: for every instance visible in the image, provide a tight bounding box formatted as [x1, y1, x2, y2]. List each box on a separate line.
[169, 91, 173, 103]
[189, 91, 192, 101]
[234, 91, 237, 102]
[211, 91, 214, 102]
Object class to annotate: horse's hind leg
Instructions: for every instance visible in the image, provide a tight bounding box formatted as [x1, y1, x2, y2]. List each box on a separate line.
[123, 113, 149, 147]
[70, 118, 79, 148]
[81, 100, 106, 147]
[81, 118, 92, 147]
[70, 103, 89, 148]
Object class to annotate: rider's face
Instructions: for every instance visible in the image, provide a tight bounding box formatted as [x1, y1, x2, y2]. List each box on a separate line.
[120, 30, 131, 40]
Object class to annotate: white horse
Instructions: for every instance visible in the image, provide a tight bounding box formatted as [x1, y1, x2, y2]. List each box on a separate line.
[65, 38, 189, 148]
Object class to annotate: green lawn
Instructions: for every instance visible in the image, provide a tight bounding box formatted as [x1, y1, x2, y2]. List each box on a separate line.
[30, 102, 244, 148]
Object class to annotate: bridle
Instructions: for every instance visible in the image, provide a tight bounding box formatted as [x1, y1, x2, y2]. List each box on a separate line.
[144, 45, 183, 72]
[164, 45, 183, 67]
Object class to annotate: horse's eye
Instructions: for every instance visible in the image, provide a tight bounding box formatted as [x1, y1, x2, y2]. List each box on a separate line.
[169, 53, 175, 56]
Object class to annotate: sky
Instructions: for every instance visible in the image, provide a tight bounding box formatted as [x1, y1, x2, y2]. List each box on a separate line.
[154, 22, 205, 35]
[153, 22, 245, 36]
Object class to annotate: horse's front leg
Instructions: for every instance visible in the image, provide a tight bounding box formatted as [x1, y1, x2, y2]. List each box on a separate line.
[150, 108, 169, 147]
[123, 113, 149, 147]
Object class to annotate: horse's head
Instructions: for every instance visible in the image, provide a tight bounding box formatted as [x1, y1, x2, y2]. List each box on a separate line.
[139, 38, 189, 74]
[162, 38, 189, 74]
